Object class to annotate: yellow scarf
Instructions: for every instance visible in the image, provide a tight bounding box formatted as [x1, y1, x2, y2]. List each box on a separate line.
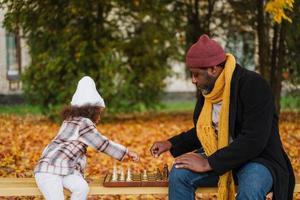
[196, 53, 236, 200]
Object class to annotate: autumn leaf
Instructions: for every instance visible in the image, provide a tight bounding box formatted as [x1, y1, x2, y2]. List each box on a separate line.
[0, 112, 299, 199]
[265, 0, 294, 23]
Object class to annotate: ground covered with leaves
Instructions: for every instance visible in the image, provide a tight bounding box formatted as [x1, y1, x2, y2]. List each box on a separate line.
[0, 112, 299, 199]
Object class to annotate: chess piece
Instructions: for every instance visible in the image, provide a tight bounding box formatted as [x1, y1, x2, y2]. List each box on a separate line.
[142, 169, 148, 181]
[112, 163, 118, 181]
[156, 168, 162, 180]
[126, 167, 132, 182]
[119, 168, 125, 181]
[162, 164, 169, 180]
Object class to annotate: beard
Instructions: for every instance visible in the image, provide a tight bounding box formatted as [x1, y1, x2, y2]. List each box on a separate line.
[197, 74, 217, 95]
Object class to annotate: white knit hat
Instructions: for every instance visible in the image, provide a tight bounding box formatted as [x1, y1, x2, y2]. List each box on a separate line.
[71, 76, 105, 107]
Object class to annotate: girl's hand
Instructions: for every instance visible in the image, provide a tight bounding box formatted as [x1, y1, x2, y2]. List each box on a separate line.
[127, 150, 140, 162]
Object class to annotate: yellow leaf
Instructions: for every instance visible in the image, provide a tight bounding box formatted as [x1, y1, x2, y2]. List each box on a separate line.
[265, 0, 294, 23]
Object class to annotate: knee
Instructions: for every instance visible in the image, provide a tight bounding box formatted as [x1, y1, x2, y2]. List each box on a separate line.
[72, 180, 89, 195]
[236, 163, 273, 199]
[79, 181, 89, 195]
[169, 165, 191, 186]
[237, 177, 272, 200]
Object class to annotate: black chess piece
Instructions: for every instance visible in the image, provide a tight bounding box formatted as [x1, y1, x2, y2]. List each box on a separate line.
[162, 164, 169, 180]
[156, 168, 162, 181]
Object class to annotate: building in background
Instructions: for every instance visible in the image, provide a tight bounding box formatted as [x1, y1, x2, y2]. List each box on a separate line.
[164, 60, 196, 102]
[0, 9, 30, 103]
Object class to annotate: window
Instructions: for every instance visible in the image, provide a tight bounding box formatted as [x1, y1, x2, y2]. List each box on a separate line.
[6, 31, 21, 90]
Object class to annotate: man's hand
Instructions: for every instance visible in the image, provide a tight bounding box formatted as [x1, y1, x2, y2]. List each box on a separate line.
[174, 152, 212, 173]
[150, 141, 172, 158]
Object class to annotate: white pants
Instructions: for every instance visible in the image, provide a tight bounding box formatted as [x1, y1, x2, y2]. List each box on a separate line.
[35, 171, 89, 200]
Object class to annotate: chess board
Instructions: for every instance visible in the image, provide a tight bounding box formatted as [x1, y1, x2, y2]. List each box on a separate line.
[103, 172, 168, 187]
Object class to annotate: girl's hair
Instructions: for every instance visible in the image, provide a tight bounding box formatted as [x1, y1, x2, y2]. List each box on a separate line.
[61, 105, 104, 123]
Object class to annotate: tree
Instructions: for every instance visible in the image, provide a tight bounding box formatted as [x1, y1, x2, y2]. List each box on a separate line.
[107, 0, 181, 111]
[171, 0, 219, 53]
[170, 0, 220, 97]
[284, 0, 300, 89]
[225, 0, 296, 113]
[262, 0, 294, 112]
[0, 0, 179, 116]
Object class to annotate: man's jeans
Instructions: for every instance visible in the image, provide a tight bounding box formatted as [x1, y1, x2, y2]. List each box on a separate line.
[169, 161, 273, 200]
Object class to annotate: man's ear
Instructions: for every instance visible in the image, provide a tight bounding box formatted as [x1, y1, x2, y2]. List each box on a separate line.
[207, 66, 217, 76]
[208, 66, 222, 77]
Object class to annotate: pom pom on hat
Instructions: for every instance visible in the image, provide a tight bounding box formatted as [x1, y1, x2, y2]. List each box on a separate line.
[186, 34, 226, 68]
[71, 76, 105, 107]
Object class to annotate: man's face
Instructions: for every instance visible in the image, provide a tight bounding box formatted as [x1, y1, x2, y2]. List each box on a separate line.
[190, 67, 218, 95]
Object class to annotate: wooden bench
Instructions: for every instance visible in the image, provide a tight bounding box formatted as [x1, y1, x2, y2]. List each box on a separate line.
[0, 176, 299, 197]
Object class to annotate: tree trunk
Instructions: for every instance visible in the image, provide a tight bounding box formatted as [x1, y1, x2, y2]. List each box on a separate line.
[272, 22, 286, 114]
[186, 0, 202, 49]
[256, 0, 270, 82]
[270, 24, 279, 84]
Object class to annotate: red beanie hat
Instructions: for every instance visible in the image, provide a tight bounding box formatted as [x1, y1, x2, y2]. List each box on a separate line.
[186, 34, 226, 68]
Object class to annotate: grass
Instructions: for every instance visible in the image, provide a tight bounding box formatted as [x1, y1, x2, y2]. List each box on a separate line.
[0, 104, 42, 116]
[0, 101, 195, 117]
[0, 95, 298, 116]
[280, 95, 300, 112]
[156, 101, 195, 113]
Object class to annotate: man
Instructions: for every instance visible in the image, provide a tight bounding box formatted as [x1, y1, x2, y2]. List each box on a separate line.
[150, 34, 295, 200]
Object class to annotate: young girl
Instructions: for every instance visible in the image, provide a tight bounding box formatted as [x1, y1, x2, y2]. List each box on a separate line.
[34, 76, 139, 200]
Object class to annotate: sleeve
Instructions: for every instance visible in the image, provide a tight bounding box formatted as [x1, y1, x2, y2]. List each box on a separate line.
[207, 74, 274, 175]
[78, 118, 128, 161]
[168, 127, 202, 157]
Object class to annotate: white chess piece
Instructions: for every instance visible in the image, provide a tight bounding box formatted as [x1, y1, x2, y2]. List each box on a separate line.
[112, 163, 118, 181]
[120, 168, 125, 181]
[142, 169, 147, 180]
[126, 167, 132, 182]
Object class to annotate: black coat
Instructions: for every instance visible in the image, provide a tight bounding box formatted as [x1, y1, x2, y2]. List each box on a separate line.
[168, 65, 295, 200]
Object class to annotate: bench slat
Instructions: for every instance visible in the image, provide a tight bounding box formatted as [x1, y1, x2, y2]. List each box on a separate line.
[0, 176, 299, 196]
